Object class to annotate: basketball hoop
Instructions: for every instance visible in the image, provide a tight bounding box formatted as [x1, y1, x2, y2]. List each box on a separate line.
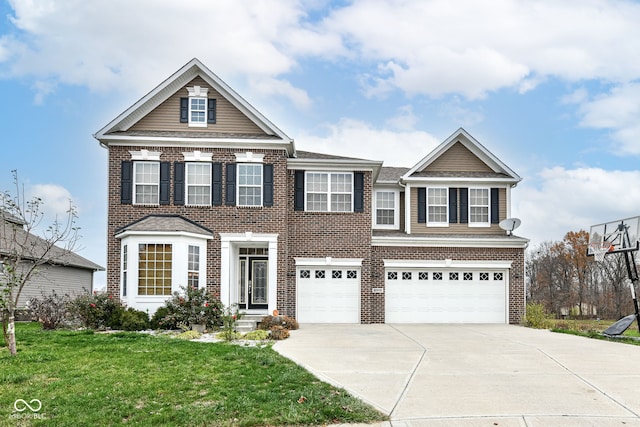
[590, 242, 614, 262]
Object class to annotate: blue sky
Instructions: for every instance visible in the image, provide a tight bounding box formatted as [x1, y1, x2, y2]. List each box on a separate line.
[2, 0, 640, 288]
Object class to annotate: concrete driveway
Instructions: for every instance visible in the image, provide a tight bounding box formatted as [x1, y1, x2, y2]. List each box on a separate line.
[274, 324, 640, 426]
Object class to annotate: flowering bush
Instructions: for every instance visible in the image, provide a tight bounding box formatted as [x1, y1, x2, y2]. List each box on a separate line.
[28, 290, 73, 330]
[67, 291, 125, 330]
[158, 286, 224, 331]
[219, 304, 242, 341]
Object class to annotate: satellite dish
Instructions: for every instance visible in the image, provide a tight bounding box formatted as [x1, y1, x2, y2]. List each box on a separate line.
[499, 218, 521, 236]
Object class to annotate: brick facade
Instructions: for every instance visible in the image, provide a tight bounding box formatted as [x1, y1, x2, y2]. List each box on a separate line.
[99, 59, 528, 325]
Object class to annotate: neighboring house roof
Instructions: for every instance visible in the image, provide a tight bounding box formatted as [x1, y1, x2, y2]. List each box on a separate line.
[115, 215, 214, 239]
[0, 218, 104, 271]
[403, 127, 521, 184]
[377, 167, 411, 183]
[93, 58, 295, 155]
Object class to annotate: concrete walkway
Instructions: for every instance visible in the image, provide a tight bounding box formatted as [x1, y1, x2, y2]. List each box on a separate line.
[274, 324, 640, 426]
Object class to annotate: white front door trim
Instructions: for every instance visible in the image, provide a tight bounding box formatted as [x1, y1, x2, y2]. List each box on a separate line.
[220, 233, 278, 313]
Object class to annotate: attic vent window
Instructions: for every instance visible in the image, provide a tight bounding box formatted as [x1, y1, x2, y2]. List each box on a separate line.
[181, 86, 216, 127]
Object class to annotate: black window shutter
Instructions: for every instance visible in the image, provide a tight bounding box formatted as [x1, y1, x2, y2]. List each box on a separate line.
[449, 188, 458, 223]
[491, 188, 500, 224]
[459, 188, 468, 223]
[226, 163, 236, 206]
[263, 164, 274, 207]
[294, 171, 305, 211]
[180, 98, 188, 123]
[174, 162, 185, 205]
[212, 163, 222, 206]
[354, 172, 364, 212]
[207, 99, 216, 124]
[417, 188, 426, 223]
[121, 161, 132, 204]
[159, 162, 170, 205]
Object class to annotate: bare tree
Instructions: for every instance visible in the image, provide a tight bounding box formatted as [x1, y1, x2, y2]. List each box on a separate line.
[0, 171, 80, 356]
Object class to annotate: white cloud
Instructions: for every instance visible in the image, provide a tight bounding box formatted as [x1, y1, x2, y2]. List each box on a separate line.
[297, 118, 440, 166]
[1, 0, 314, 105]
[27, 183, 76, 219]
[576, 83, 640, 155]
[513, 167, 640, 249]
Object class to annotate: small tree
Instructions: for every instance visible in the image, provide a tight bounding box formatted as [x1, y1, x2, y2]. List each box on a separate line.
[0, 171, 80, 356]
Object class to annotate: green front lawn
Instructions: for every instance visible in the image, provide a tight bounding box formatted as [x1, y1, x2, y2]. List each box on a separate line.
[1, 323, 386, 426]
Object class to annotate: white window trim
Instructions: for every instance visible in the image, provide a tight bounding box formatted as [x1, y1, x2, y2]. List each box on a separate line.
[305, 171, 354, 213]
[183, 151, 213, 162]
[469, 187, 491, 227]
[426, 187, 448, 227]
[237, 163, 263, 207]
[132, 161, 160, 206]
[186, 86, 209, 128]
[185, 162, 212, 206]
[119, 234, 209, 314]
[373, 189, 399, 230]
[129, 150, 161, 161]
[235, 152, 264, 163]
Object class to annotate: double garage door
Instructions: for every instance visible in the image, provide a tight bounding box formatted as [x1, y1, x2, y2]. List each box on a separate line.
[296, 265, 508, 324]
[385, 268, 507, 323]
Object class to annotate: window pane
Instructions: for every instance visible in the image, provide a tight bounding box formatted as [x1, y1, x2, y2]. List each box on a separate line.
[376, 191, 395, 225]
[331, 193, 352, 212]
[427, 188, 447, 223]
[138, 244, 172, 296]
[470, 188, 489, 223]
[238, 164, 262, 206]
[307, 193, 327, 211]
[134, 162, 159, 204]
[190, 98, 206, 123]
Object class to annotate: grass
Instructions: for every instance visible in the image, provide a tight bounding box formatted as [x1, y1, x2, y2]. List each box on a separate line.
[1, 323, 387, 426]
[546, 317, 640, 345]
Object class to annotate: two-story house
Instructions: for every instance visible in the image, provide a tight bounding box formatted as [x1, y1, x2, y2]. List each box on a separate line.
[95, 58, 527, 324]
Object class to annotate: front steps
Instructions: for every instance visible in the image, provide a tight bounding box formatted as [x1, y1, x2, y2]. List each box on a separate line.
[236, 314, 264, 333]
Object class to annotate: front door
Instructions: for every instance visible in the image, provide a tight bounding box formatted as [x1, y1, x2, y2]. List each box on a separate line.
[238, 256, 268, 310]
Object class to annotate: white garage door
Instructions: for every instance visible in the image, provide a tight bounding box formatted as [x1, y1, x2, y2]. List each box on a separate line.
[385, 269, 506, 323]
[297, 267, 360, 323]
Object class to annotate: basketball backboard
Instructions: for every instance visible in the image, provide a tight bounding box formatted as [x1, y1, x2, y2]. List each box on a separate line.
[588, 216, 640, 256]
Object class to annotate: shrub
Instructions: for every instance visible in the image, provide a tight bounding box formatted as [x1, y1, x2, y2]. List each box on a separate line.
[27, 290, 73, 330]
[150, 306, 171, 330]
[158, 286, 224, 331]
[118, 308, 150, 331]
[244, 329, 269, 340]
[269, 325, 290, 340]
[524, 303, 552, 329]
[67, 291, 125, 330]
[257, 315, 299, 331]
[219, 304, 242, 341]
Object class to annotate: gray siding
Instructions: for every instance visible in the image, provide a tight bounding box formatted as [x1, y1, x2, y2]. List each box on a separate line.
[16, 263, 94, 308]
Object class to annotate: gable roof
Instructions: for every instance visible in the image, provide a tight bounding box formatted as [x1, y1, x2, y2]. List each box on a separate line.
[403, 128, 521, 184]
[94, 58, 294, 154]
[0, 218, 104, 271]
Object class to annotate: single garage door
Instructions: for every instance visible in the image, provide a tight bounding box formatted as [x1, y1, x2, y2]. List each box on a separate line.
[385, 268, 506, 323]
[297, 267, 360, 323]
